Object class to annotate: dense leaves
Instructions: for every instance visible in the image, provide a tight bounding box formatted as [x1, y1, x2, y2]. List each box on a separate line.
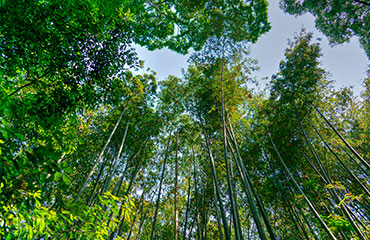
[280, 0, 370, 58]
[1, 1, 369, 239]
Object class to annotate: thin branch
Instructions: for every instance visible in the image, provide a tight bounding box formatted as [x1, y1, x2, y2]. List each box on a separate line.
[226, 0, 238, 14]
[145, 0, 163, 19]
[353, 0, 370, 7]
[145, 0, 187, 25]
[9, 71, 50, 96]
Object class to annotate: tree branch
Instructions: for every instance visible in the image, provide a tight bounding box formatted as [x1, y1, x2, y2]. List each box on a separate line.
[226, 0, 238, 15]
[353, 0, 370, 7]
[8, 71, 50, 97]
[145, 0, 186, 25]
[145, 0, 163, 19]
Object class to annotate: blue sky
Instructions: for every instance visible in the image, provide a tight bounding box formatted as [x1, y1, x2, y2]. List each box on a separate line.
[135, 0, 369, 96]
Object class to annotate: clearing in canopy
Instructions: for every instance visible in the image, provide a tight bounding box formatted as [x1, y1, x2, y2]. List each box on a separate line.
[1, 0, 369, 239]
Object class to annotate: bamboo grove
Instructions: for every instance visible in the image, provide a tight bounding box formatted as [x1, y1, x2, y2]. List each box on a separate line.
[1, 0, 370, 239]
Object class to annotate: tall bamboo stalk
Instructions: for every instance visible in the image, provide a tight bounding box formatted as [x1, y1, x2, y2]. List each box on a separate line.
[291, 104, 367, 239]
[298, 205, 320, 240]
[114, 152, 151, 237]
[301, 120, 368, 239]
[229, 155, 244, 240]
[202, 126, 231, 240]
[339, 145, 369, 178]
[111, 148, 141, 197]
[89, 122, 131, 207]
[86, 152, 111, 206]
[174, 131, 179, 240]
[281, 191, 305, 240]
[108, 138, 150, 238]
[212, 178, 225, 240]
[303, 148, 366, 240]
[135, 191, 156, 240]
[309, 119, 370, 197]
[191, 148, 201, 240]
[126, 194, 143, 240]
[124, 138, 150, 197]
[202, 194, 208, 240]
[103, 121, 130, 193]
[227, 138, 274, 240]
[220, 67, 242, 240]
[269, 133, 338, 240]
[74, 107, 127, 203]
[182, 146, 195, 240]
[150, 132, 172, 240]
[227, 123, 269, 240]
[313, 105, 370, 172]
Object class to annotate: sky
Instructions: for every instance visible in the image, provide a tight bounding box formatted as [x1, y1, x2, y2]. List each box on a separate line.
[135, 0, 369, 96]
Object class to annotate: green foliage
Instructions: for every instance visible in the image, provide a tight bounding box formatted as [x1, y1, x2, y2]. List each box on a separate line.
[1, 1, 369, 239]
[324, 214, 352, 233]
[262, 29, 329, 170]
[1, 190, 133, 239]
[280, 0, 370, 58]
[129, 0, 271, 53]
[185, 37, 256, 128]
[270, 29, 328, 111]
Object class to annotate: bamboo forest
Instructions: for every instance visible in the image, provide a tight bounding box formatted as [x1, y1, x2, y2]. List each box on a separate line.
[1, 0, 370, 239]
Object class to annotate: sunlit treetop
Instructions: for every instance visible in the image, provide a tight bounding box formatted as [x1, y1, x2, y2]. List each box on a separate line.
[131, 0, 271, 53]
[0, 0, 270, 114]
[270, 29, 328, 107]
[280, 0, 370, 58]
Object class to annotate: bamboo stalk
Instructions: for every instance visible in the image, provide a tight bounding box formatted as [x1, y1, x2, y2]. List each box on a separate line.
[202, 126, 231, 240]
[174, 131, 179, 240]
[212, 178, 225, 240]
[269, 133, 337, 240]
[74, 107, 127, 203]
[103, 121, 130, 193]
[227, 123, 269, 240]
[182, 147, 195, 240]
[313, 105, 370, 172]
[150, 132, 172, 240]
[221, 68, 242, 240]
[309, 119, 370, 197]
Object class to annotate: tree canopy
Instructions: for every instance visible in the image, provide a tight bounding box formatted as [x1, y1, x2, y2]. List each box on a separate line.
[280, 0, 370, 58]
[1, 1, 369, 240]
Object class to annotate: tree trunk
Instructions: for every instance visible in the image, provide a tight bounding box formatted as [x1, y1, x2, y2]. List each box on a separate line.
[74, 106, 127, 203]
[269, 133, 337, 240]
[103, 121, 130, 194]
[221, 82, 242, 240]
[202, 126, 231, 240]
[182, 146, 194, 240]
[150, 132, 172, 240]
[309, 120, 370, 197]
[226, 123, 269, 240]
[313, 105, 370, 171]
[174, 131, 179, 240]
[212, 179, 224, 240]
